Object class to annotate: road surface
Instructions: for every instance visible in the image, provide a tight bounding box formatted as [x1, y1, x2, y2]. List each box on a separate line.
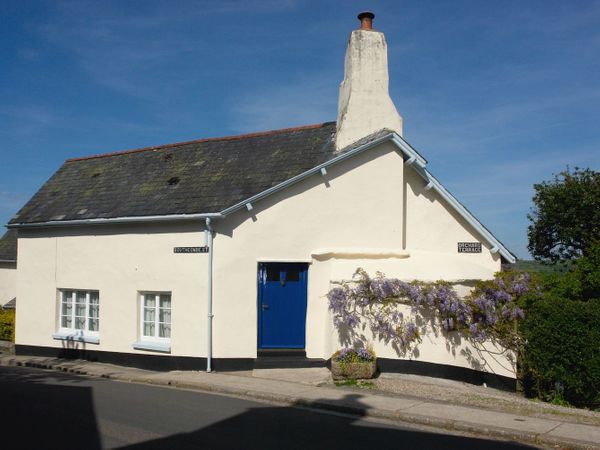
[0, 365, 535, 449]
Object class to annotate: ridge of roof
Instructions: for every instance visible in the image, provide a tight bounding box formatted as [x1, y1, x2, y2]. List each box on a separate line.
[66, 122, 336, 163]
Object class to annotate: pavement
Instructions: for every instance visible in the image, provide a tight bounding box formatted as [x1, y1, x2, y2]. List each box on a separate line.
[1, 354, 599, 450]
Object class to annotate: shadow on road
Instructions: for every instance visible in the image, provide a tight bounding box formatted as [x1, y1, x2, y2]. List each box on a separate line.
[0, 366, 536, 450]
[118, 393, 534, 450]
[0, 366, 102, 450]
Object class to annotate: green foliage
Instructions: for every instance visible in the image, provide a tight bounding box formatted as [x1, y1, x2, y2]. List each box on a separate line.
[508, 259, 570, 275]
[0, 309, 15, 342]
[570, 243, 600, 300]
[520, 295, 600, 408]
[527, 167, 600, 262]
[520, 179, 600, 408]
[539, 242, 600, 302]
[334, 379, 375, 389]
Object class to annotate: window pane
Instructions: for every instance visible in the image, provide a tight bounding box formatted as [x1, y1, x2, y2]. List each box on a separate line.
[89, 292, 99, 305]
[159, 323, 171, 338]
[286, 269, 300, 282]
[75, 317, 85, 330]
[159, 308, 171, 324]
[144, 308, 155, 322]
[63, 290, 73, 302]
[143, 322, 155, 336]
[266, 266, 279, 281]
[144, 295, 156, 308]
[76, 291, 87, 303]
[88, 319, 99, 331]
[75, 303, 86, 316]
[89, 305, 99, 318]
[61, 316, 72, 328]
[62, 302, 72, 316]
[159, 294, 171, 308]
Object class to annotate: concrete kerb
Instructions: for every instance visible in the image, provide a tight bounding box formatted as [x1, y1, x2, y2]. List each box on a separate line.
[2, 356, 599, 450]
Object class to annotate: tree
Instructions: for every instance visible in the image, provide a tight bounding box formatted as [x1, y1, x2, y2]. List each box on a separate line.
[541, 242, 600, 301]
[527, 167, 600, 262]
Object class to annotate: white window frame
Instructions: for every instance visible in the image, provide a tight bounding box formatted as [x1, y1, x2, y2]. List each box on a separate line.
[132, 291, 171, 353]
[53, 289, 100, 344]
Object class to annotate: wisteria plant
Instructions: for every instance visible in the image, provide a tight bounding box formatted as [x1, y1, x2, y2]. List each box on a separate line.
[327, 268, 534, 356]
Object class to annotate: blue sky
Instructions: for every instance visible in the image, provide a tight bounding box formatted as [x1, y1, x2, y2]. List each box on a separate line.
[1, 0, 599, 258]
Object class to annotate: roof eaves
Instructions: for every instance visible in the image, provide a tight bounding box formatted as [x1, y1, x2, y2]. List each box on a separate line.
[8, 212, 225, 229]
[391, 134, 428, 166]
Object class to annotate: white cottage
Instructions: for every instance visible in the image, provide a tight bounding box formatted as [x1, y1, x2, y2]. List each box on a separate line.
[8, 13, 517, 389]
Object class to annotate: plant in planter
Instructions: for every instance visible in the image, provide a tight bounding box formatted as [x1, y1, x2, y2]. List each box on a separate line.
[330, 347, 377, 380]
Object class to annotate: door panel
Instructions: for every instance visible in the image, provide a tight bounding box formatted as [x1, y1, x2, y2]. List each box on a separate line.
[258, 263, 308, 349]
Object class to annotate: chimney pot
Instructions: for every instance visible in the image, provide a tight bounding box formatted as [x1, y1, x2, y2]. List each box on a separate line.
[357, 11, 375, 30]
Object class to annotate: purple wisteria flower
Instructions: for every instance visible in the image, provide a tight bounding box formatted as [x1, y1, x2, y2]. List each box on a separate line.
[326, 267, 533, 355]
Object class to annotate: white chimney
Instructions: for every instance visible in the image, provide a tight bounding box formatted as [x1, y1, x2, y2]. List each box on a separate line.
[335, 12, 404, 150]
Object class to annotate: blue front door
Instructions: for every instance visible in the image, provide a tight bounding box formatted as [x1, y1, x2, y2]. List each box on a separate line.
[258, 263, 308, 349]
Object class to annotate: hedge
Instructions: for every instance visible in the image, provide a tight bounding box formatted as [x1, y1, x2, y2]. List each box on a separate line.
[0, 309, 15, 342]
[520, 296, 600, 408]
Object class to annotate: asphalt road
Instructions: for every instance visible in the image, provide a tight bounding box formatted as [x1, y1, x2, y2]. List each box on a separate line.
[0, 366, 536, 449]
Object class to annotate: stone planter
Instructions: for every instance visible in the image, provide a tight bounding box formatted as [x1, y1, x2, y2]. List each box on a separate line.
[330, 359, 376, 380]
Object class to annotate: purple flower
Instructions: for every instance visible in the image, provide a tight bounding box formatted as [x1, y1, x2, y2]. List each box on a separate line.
[327, 288, 346, 313]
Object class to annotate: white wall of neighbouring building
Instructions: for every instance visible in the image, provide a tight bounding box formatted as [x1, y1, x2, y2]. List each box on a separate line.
[0, 262, 16, 306]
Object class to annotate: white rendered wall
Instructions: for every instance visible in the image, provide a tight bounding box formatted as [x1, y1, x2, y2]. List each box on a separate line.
[16, 223, 208, 357]
[15, 141, 510, 377]
[210, 142, 404, 358]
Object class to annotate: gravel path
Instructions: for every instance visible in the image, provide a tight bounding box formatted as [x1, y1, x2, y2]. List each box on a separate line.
[370, 372, 600, 427]
[249, 366, 600, 427]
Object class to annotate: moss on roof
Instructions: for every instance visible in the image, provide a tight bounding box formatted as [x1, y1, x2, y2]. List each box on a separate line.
[10, 122, 337, 224]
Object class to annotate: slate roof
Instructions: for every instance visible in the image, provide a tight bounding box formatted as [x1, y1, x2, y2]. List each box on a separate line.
[9, 122, 337, 225]
[5, 123, 516, 262]
[0, 229, 17, 261]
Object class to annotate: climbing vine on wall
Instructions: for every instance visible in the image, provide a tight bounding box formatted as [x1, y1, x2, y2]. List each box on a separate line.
[327, 268, 533, 355]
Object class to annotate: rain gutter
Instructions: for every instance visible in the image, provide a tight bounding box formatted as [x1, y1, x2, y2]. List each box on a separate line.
[7, 213, 224, 228]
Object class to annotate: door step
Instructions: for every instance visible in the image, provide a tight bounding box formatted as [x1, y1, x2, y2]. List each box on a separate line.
[254, 349, 326, 369]
[257, 349, 306, 358]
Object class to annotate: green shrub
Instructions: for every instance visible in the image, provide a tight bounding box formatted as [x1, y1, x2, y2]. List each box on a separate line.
[520, 296, 600, 408]
[0, 309, 15, 342]
[535, 241, 600, 302]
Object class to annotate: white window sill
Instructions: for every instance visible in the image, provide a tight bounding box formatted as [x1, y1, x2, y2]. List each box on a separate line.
[132, 341, 171, 353]
[52, 332, 99, 345]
